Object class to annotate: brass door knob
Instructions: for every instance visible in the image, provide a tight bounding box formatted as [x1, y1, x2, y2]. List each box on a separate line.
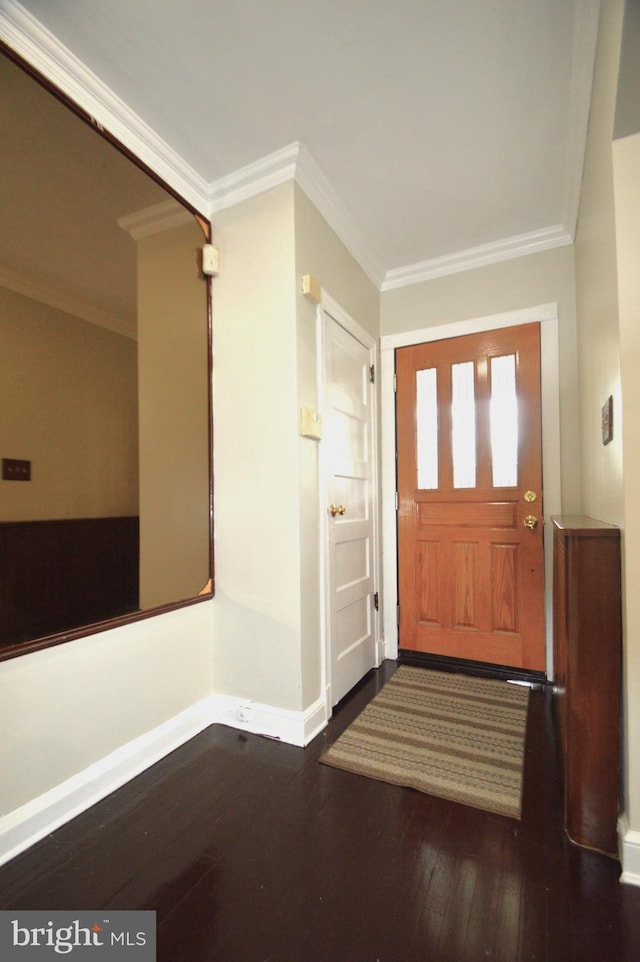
[524, 515, 539, 530]
[329, 504, 346, 517]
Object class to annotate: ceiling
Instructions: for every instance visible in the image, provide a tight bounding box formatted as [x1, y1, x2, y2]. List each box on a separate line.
[2, 0, 601, 295]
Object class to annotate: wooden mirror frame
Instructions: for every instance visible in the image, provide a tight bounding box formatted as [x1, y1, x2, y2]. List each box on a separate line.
[0, 42, 214, 662]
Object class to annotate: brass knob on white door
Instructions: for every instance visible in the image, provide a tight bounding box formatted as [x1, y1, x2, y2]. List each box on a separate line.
[329, 504, 346, 517]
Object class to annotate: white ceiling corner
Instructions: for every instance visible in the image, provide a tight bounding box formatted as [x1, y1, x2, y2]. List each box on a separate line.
[204, 140, 385, 288]
[560, 0, 602, 239]
[0, 0, 210, 214]
[294, 144, 386, 289]
[2, 0, 601, 295]
[207, 141, 299, 213]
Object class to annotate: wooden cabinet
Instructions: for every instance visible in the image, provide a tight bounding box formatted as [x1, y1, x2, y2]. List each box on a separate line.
[552, 516, 622, 856]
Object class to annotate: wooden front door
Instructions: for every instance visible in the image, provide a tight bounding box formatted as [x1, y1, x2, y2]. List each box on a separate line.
[396, 322, 545, 672]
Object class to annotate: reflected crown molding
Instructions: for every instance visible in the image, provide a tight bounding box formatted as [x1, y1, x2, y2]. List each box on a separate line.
[0, 264, 135, 339]
[118, 200, 195, 242]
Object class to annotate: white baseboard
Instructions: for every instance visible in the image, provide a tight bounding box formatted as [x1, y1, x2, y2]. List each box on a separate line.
[210, 692, 327, 747]
[0, 693, 327, 867]
[0, 696, 216, 868]
[619, 814, 640, 886]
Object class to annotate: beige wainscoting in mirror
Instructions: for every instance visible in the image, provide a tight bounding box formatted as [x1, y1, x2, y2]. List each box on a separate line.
[0, 49, 213, 657]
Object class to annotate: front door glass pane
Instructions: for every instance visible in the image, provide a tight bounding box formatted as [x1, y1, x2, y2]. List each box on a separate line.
[452, 361, 476, 488]
[490, 354, 518, 487]
[416, 368, 438, 489]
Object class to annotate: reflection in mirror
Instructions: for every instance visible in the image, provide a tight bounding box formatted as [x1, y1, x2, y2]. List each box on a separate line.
[0, 50, 213, 656]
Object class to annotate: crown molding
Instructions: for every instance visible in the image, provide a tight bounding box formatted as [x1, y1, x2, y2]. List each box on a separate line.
[207, 142, 300, 213]
[206, 141, 385, 289]
[381, 224, 574, 292]
[206, 140, 385, 289]
[0, 0, 210, 215]
[117, 199, 194, 241]
[206, 136, 574, 293]
[0, 265, 135, 339]
[561, 0, 601, 239]
[294, 144, 385, 289]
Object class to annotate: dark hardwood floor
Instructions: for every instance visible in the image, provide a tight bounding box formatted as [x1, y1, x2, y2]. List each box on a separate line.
[2, 660, 640, 961]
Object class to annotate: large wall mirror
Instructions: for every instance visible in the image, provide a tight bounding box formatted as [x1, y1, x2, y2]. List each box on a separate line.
[0, 47, 213, 659]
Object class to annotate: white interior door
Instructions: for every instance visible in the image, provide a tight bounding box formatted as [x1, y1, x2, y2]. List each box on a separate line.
[324, 308, 377, 706]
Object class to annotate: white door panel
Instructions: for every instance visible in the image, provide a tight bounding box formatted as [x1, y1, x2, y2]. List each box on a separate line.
[324, 309, 377, 706]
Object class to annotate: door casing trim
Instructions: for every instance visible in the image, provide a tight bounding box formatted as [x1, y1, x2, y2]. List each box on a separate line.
[380, 302, 561, 678]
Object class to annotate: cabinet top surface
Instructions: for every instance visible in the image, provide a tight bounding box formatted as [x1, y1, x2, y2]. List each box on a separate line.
[551, 515, 620, 536]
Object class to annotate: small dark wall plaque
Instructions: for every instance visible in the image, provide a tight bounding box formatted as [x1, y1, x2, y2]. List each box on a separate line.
[2, 458, 31, 481]
[601, 395, 613, 445]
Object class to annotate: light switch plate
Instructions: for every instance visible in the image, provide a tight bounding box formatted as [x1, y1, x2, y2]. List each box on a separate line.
[2, 458, 31, 481]
[300, 407, 322, 440]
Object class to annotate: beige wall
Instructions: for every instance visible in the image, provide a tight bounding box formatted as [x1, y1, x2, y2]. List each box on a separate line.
[574, 0, 625, 528]
[0, 286, 138, 521]
[574, 0, 640, 856]
[0, 602, 213, 818]
[210, 183, 380, 714]
[294, 184, 380, 707]
[137, 220, 211, 608]
[614, 130, 640, 830]
[210, 184, 302, 710]
[0, 233, 215, 824]
[294, 186, 380, 341]
[381, 246, 581, 512]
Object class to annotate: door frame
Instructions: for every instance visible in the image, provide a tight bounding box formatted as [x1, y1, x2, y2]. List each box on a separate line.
[380, 302, 562, 678]
[317, 290, 382, 716]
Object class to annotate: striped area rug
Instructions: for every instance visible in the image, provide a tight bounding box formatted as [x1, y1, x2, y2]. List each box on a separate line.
[320, 666, 530, 818]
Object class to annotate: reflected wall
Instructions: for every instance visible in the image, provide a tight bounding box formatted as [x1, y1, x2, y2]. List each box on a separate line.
[0, 48, 213, 656]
